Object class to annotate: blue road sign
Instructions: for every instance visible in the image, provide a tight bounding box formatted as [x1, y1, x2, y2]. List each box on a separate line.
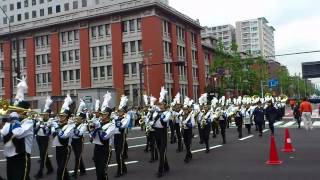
[268, 79, 279, 88]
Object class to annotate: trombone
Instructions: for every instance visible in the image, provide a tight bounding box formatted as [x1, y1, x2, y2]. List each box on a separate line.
[0, 99, 39, 116]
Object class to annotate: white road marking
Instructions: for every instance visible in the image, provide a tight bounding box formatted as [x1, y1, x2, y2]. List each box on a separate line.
[263, 129, 269, 133]
[274, 121, 284, 127]
[68, 161, 139, 173]
[239, 135, 254, 141]
[127, 136, 146, 140]
[281, 121, 296, 127]
[191, 145, 223, 153]
[0, 155, 54, 162]
[312, 121, 320, 126]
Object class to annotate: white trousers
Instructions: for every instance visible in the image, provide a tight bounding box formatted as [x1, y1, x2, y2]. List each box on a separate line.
[301, 112, 313, 130]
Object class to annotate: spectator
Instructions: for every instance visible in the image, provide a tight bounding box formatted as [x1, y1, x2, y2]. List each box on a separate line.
[293, 102, 302, 128]
[299, 97, 313, 130]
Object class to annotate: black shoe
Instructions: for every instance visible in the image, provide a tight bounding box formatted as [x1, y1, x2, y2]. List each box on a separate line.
[164, 167, 170, 172]
[157, 172, 163, 178]
[144, 148, 149, 153]
[212, 134, 216, 138]
[34, 173, 43, 179]
[205, 149, 210, 153]
[222, 140, 226, 144]
[80, 171, 86, 176]
[46, 169, 53, 175]
[184, 157, 190, 163]
[123, 154, 128, 160]
[259, 133, 262, 137]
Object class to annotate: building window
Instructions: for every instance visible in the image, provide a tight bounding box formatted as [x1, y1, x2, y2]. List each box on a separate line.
[61, 32, 66, 43]
[42, 54, 46, 65]
[130, 41, 136, 53]
[17, 14, 21, 21]
[40, 9, 44, 16]
[48, 73, 51, 83]
[73, 1, 78, 9]
[48, 7, 52, 15]
[62, 51, 67, 63]
[69, 70, 74, 81]
[122, 21, 128, 33]
[3, 17, 7, 25]
[24, 0, 28, 7]
[98, 25, 104, 36]
[68, 51, 73, 63]
[37, 74, 41, 84]
[75, 49, 80, 61]
[76, 69, 80, 80]
[63, 71, 67, 82]
[10, 16, 14, 23]
[137, 18, 141, 31]
[68, 31, 73, 41]
[129, 20, 135, 32]
[91, 26, 97, 38]
[100, 66, 105, 78]
[56, 5, 61, 13]
[132, 62, 137, 75]
[64, 3, 69, 11]
[124, 64, 129, 75]
[32, 0, 36, 6]
[40, 0, 44, 4]
[24, 12, 29, 20]
[93, 67, 98, 79]
[105, 24, 111, 36]
[123, 42, 129, 54]
[10, 4, 14, 11]
[82, 0, 87, 7]
[106, 45, 111, 57]
[17, 2, 21, 9]
[74, 30, 79, 40]
[42, 73, 47, 83]
[107, 65, 112, 77]
[99, 46, 104, 57]
[32, 10, 36, 18]
[92, 47, 97, 58]
[36, 55, 40, 66]
[47, 54, 51, 64]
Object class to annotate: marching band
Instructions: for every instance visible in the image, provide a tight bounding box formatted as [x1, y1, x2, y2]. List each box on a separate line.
[0, 78, 289, 180]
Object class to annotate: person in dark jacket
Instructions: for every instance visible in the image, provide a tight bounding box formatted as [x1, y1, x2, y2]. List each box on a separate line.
[293, 103, 302, 128]
[265, 101, 278, 135]
[252, 101, 265, 137]
[234, 107, 243, 139]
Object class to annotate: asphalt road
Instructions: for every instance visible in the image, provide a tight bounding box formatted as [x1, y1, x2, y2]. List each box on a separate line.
[1, 118, 320, 180]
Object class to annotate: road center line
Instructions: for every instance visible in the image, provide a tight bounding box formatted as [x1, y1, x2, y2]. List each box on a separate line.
[239, 135, 254, 141]
[68, 161, 139, 173]
[191, 145, 223, 153]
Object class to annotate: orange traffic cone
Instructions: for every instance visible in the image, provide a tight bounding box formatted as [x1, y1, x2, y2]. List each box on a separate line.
[282, 128, 295, 153]
[266, 135, 283, 165]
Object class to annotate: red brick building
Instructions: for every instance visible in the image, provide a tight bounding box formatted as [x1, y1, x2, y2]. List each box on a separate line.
[0, 0, 207, 106]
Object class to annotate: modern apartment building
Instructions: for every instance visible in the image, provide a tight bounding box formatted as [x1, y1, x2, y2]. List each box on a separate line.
[0, 0, 206, 107]
[201, 24, 235, 52]
[235, 17, 275, 60]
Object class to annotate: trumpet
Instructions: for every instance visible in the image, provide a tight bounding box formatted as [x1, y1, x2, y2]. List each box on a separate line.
[0, 99, 39, 115]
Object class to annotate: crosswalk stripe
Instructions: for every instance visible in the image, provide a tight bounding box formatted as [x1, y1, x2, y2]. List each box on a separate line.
[281, 121, 296, 127]
[274, 121, 284, 126]
[312, 121, 320, 126]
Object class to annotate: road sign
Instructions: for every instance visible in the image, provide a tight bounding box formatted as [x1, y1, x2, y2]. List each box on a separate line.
[268, 79, 279, 88]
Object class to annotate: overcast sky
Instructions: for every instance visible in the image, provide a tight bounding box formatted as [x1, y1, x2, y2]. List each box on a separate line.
[169, 0, 320, 84]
